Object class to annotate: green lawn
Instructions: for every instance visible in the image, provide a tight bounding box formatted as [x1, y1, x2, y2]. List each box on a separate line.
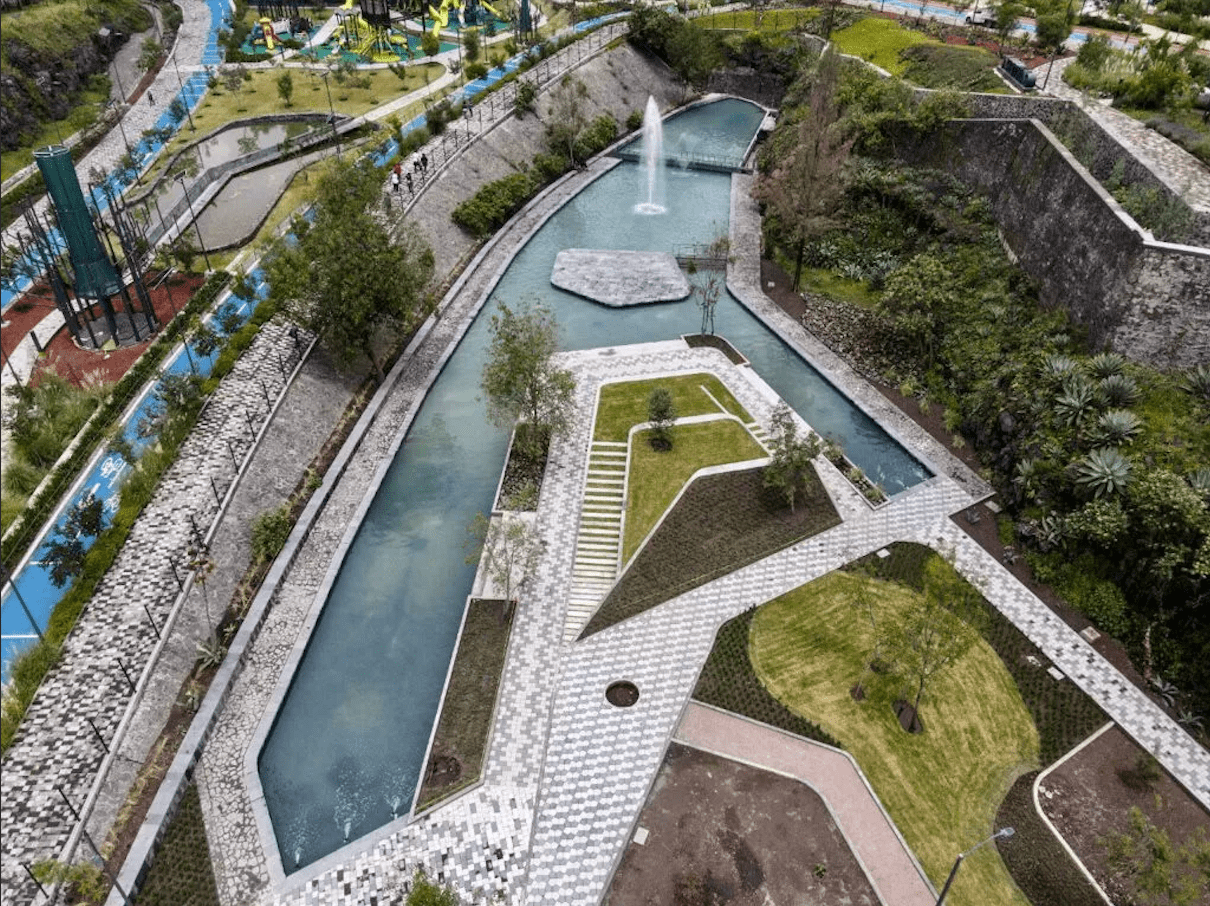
[831, 17, 932, 75]
[624, 420, 764, 562]
[594, 373, 750, 442]
[750, 571, 1038, 906]
[695, 7, 821, 32]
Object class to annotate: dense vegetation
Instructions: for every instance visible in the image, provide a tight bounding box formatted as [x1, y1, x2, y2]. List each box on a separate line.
[757, 54, 1210, 725]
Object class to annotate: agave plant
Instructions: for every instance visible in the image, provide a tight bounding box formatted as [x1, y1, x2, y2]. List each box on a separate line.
[1055, 378, 1098, 428]
[1150, 674, 1179, 709]
[1014, 457, 1042, 503]
[1075, 448, 1133, 498]
[1180, 364, 1210, 402]
[1042, 353, 1079, 383]
[1091, 409, 1143, 446]
[1100, 373, 1140, 408]
[1188, 467, 1210, 495]
[1087, 351, 1127, 380]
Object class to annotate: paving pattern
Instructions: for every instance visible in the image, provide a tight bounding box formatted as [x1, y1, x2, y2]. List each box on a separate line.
[0, 320, 311, 906]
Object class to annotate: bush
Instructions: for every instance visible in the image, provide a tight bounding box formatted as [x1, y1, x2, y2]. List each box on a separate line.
[451, 172, 535, 238]
[251, 504, 293, 564]
[465, 61, 489, 81]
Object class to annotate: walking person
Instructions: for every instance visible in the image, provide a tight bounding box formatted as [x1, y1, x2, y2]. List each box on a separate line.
[147, 90, 155, 106]
[405, 171, 413, 195]
[420, 152, 428, 174]
[391, 171, 400, 194]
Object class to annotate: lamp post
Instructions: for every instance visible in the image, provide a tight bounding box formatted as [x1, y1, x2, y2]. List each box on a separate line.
[317, 69, 342, 159]
[171, 51, 196, 130]
[937, 827, 1014, 905]
[174, 171, 212, 272]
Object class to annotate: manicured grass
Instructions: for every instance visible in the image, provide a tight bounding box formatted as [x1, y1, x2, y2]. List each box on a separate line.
[849, 543, 1107, 765]
[693, 607, 840, 746]
[750, 571, 1038, 906]
[623, 420, 764, 562]
[593, 373, 750, 442]
[131, 783, 219, 906]
[415, 598, 513, 810]
[582, 465, 839, 637]
[900, 43, 1005, 92]
[695, 6, 821, 31]
[831, 17, 931, 75]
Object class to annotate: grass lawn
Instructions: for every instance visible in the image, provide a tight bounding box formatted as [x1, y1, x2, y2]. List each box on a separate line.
[750, 571, 1038, 906]
[624, 420, 764, 562]
[799, 266, 881, 310]
[129, 783, 219, 905]
[695, 6, 821, 31]
[141, 65, 444, 186]
[831, 17, 932, 75]
[594, 373, 750, 442]
[415, 598, 513, 810]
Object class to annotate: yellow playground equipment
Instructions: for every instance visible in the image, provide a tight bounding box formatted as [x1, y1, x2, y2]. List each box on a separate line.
[426, 0, 502, 36]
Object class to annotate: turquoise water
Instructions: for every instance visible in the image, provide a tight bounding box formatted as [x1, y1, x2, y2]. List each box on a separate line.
[258, 99, 929, 872]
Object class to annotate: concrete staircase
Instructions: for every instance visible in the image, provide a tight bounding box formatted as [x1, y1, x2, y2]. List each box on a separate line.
[564, 440, 628, 641]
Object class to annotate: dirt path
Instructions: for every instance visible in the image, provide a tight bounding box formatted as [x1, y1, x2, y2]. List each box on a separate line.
[675, 700, 937, 906]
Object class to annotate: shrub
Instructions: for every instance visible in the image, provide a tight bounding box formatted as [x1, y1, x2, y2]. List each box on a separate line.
[451, 172, 535, 238]
[465, 61, 489, 81]
[251, 504, 293, 564]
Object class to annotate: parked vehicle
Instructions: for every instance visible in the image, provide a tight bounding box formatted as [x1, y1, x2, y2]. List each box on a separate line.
[966, 7, 996, 25]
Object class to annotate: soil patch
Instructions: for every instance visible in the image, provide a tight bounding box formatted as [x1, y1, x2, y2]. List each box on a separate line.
[604, 743, 878, 906]
[684, 333, 746, 365]
[1038, 725, 1210, 904]
[581, 465, 839, 638]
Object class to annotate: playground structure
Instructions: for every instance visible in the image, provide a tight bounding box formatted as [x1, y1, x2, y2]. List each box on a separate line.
[426, 0, 506, 35]
[243, 1, 314, 55]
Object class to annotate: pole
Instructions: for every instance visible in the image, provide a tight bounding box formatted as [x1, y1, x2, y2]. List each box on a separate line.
[175, 173, 212, 271]
[936, 827, 1014, 905]
[111, 61, 128, 103]
[172, 52, 196, 130]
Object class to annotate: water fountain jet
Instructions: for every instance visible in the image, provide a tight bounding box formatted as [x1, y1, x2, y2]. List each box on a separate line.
[635, 96, 666, 215]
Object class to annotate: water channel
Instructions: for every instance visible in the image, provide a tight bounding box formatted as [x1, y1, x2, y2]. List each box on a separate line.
[257, 98, 930, 872]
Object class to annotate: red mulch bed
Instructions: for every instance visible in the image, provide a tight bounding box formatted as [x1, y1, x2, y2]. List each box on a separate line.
[1038, 724, 1210, 903]
[6, 272, 205, 389]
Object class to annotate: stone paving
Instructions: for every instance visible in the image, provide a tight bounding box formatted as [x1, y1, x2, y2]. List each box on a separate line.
[0, 319, 312, 906]
[1038, 56, 1210, 218]
[550, 250, 691, 306]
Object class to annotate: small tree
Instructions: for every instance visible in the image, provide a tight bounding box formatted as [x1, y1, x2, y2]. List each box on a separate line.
[763, 403, 821, 512]
[466, 513, 543, 620]
[480, 300, 576, 458]
[994, 1, 1022, 53]
[138, 37, 163, 73]
[276, 71, 295, 107]
[885, 555, 985, 731]
[545, 75, 590, 167]
[172, 234, 198, 273]
[463, 27, 481, 63]
[223, 65, 246, 95]
[647, 387, 676, 451]
[692, 267, 722, 336]
[41, 493, 106, 588]
[422, 31, 440, 59]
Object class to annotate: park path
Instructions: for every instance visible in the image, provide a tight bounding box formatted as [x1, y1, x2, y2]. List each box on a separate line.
[675, 701, 936, 906]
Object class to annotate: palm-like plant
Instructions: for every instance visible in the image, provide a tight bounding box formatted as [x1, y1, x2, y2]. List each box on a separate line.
[1180, 364, 1210, 402]
[1055, 377, 1098, 428]
[1100, 373, 1140, 408]
[1075, 447, 1132, 499]
[1091, 409, 1143, 446]
[1188, 467, 1210, 496]
[1042, 353, 1079, 383]
[1087, 351, 1126, 380]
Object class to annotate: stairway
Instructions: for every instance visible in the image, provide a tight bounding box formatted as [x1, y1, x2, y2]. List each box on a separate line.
[745, 420, 770, 453]
[564, 440, 628, 641]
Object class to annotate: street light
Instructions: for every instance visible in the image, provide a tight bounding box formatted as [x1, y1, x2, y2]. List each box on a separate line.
[171, 51, 196, 130]
[174, 171, 212, 272]
[937, 827, 1014, 905]
[317, 69, 342, 159]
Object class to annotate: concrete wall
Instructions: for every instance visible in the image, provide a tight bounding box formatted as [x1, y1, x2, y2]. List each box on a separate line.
[894, 117, 1209, 369]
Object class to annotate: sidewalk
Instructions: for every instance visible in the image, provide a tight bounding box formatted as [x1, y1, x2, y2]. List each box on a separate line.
[675, 701, 936, 906]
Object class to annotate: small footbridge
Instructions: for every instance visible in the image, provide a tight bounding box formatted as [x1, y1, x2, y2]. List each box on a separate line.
[613, 148, 750, 174]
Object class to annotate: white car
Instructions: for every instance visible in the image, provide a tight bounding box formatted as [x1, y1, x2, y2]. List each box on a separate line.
[966, 8, 996, 25]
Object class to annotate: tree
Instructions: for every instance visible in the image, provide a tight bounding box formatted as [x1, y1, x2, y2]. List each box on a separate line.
[223, 65, 246, 95]
[545, 75, 590, 167]
[1035, 9, 1072, 55]
[266, 158, 435, 383]
[172, 234, 198, 273]
[463, 26, 481, 63]
[138, 37, 162, 73]
[422, 31, 440, 59]
[885, 555, 984, 730]
[752, 49, 852, 290]
[762, 403, 821, 512]
[276, 71, 295, 107]
[480, 300, 576, 457]
[849, 578, 889, 700]
[994, 1, 1022, 53]
[401, 869, 460, 905]
[1103, 806, 1210, 906]
[647, 387, 676, 451]
[666, 25, 723, 99]
[465, 512, 543, 619]
[41, 493, 106, 588]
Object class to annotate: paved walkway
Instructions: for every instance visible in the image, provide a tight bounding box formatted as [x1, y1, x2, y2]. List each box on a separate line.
[1037, 56, 1210, 217]
[675, 701, 935, 906]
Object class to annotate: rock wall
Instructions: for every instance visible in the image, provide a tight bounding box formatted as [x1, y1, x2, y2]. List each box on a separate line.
[894, 117, 1209, 370]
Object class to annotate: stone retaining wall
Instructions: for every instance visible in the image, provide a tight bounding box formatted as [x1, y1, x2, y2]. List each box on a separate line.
[894, 117, 1209, 370]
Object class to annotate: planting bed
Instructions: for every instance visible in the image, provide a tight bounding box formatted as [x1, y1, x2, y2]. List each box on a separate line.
[581, 465, 839, 638]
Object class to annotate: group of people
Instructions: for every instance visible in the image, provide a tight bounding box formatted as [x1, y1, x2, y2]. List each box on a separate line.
[390, 153, 430, 197]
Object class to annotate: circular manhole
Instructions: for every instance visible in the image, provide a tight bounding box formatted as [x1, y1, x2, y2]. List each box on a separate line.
[605, 680, 640, 708]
